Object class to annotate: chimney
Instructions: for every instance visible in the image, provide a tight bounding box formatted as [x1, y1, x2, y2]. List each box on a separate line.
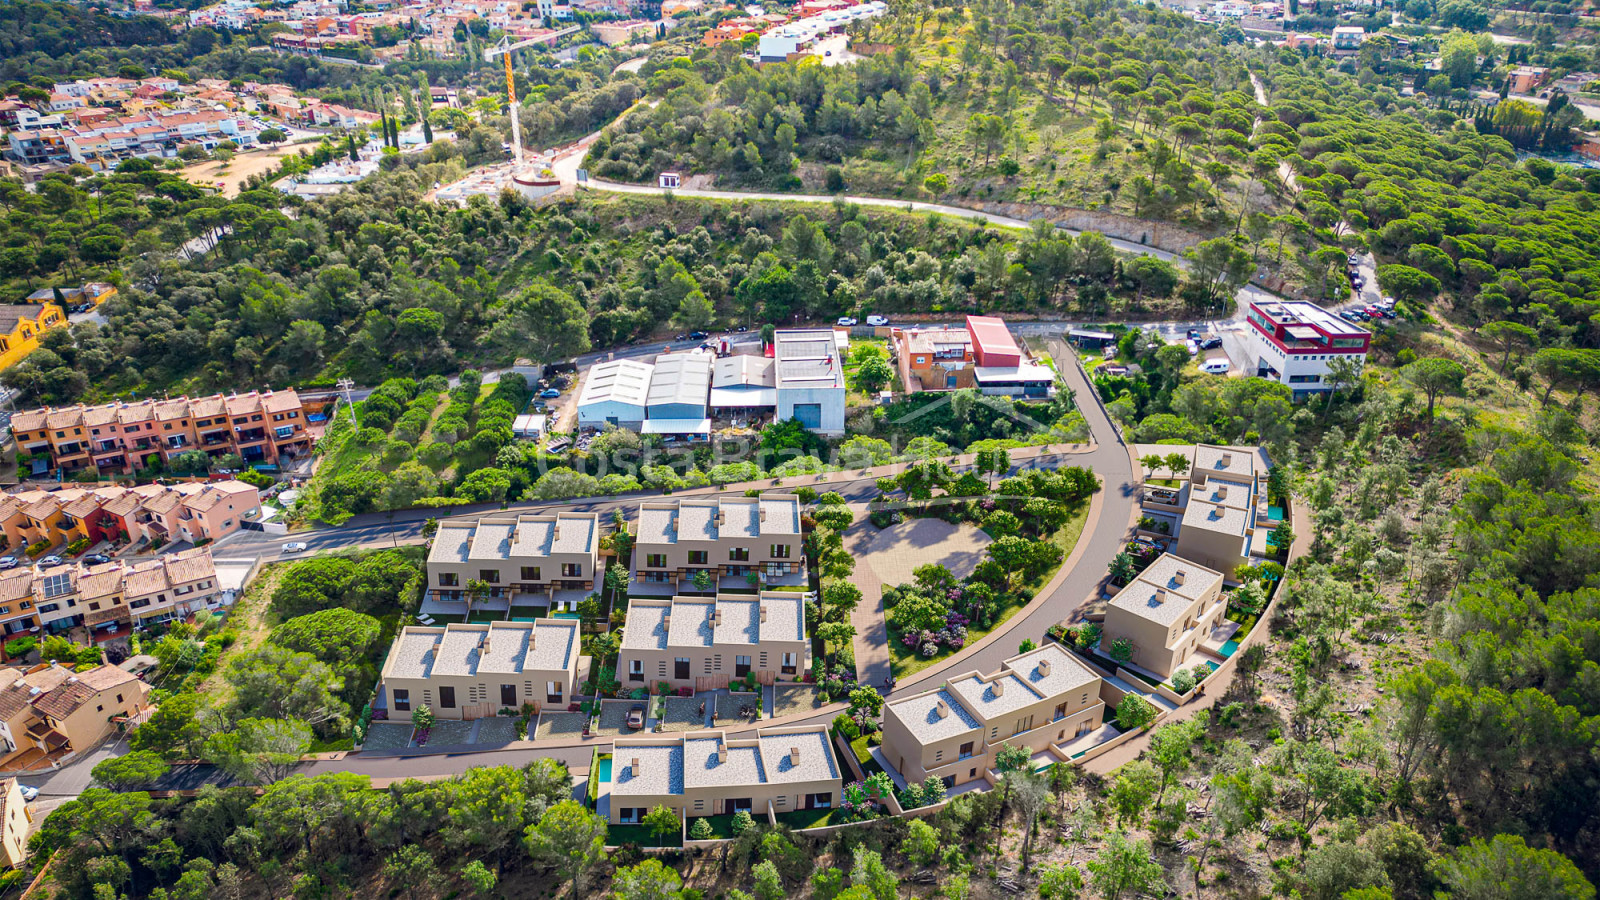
[662, 614, 671, 630]
[552, 525, 561, 541]
[717, 744, 727, 763]
[1174, 570, 1187, 585]
[759, 605, 768, 622]
[934, 699, 949, 719]
[759, 507, 767, 522]
[789, 746, 800, 766]
[1220, 453, 1232, 467]
[1038, 659, 1052, 677]
[991, 679, 1004, 697]
[1152, 589, 1167, 607]
[631, 757, 641, 775]
[716, 509, 725, 525]
[709, 608, 719, 626]
[1216, 485, 1228, 500]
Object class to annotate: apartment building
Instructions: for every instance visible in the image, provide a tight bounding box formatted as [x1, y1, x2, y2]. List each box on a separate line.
[377, 619, 582, 721]
[0, 481, 262, 551]
[0, 778, 29, 869]
[608, 725, 842, 823]
[631, 494, 804, 593]
[1101, 553, 1227, 679]
[619, 592, 807, 690]
[1244, 300, 1369, 398]
[1173, 445, 1270, 575]
[0, 663, 151, 758]
[0, 302, 67, 373]
[424, 512, 599, 618]
[0, 548, 221, 637]
[882, 642, 1106, 790]
[10, 389, 311, 475]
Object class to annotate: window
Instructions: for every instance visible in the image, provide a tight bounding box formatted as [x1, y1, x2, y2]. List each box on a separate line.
[675, 658, 690, 679]
[628, 659, 644, 682]
[130, 599, 150, 610]
[393, 689, 410, 711]
[274, 425, 294, 438]
[438, 572, 459, 587]
[687, 550, 708, 565]
[478, 569, 500, 584]
[781, 652, 797, 674]
[958, 741, 974, 759]
[729, 547, 749, 561]
[770, 544, 791, 558]
[116, 693, 123, 703]
[1054, 702, 1067, 720]
[808, 792, 832, 809]
[735, 655, 751, 677]
[1014, 715, 1033, 735]
[646, 554, 667, 568]
[438, 686, 456, 709]
[521, 566, 541, 581]
[1288, 374, 1321, 384]
[561, 563, 583, 578]
[546, 681, 563, 704]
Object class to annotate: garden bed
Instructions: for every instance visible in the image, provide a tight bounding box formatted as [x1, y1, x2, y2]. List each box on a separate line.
[689, 813, 746, 839]
[848, 734, 885, 776]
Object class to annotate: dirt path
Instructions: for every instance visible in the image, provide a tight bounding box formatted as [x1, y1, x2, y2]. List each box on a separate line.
[196, 561, 285, 699]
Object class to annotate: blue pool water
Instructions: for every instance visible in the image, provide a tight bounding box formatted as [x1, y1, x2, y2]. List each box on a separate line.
[1219, 639, 1240, 658]
[510, 616, 539, 622]
[598, 757, 613, 782]
[1268, 504, 1284, 523]
[1202, 659, 1220, 672]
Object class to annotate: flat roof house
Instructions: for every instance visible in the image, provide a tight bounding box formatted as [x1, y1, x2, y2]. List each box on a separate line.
[632, 494, 804, 595]
[378, 619, 583, 721]
[773, 329, 846, 436]
[891, 316, 1055, 398]
[1101, 553, 1227, 679]
[1173, 445, 1269, 576]
[608, 725, 842, 823]
[620, 592, 807, 690]
[882, 642, 1106, 790]
[577, 359, 653, 431]
[425, 511, 600, 618]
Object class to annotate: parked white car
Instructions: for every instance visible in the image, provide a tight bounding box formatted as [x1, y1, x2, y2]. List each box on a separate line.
[865, 315, 890, 326]
[282, 542, 309, 553]
[1200, 359, 1231, 375]
[836, 317, 857, 326]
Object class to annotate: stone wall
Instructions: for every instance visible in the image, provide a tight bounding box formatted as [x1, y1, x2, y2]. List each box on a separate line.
[972, 201, 1211, 254]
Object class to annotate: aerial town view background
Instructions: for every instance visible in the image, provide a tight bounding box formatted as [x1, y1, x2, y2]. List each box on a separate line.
[0, 0, 1592, 896]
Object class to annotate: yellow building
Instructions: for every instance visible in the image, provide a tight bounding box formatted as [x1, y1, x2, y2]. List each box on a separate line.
[0, 302, 66, 372]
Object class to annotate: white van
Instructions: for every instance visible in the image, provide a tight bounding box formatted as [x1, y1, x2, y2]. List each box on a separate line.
[1200, 359, 1231, 375]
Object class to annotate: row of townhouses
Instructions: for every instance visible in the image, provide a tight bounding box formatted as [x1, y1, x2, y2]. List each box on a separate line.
[0, 481, 262, 554]
[608, 725, 842, 824]
[3, 106, 260, 171]
[0, 548, 222, 637]
[10, 389, 312, 475]
[0, 662, 151, 760]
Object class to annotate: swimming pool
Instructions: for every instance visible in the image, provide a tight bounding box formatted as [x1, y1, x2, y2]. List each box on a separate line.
[1267, 504, 1284, 523]
[598, 756, 613, 782]
[1219, 639, 1240, 658]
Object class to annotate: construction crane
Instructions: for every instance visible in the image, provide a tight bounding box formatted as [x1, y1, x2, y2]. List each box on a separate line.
[483, 35, 547, 167]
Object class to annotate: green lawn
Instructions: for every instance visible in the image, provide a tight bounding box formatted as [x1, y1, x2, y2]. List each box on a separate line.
[687, 813, 745, 840]
[774, 807, 842, 830]
[889, 498, 1091, 678]
[606, 824, 681, 847]
[848, 734, 885, 777]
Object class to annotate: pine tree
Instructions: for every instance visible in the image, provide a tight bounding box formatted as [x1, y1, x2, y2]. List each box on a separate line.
[422, 115, 434, 144]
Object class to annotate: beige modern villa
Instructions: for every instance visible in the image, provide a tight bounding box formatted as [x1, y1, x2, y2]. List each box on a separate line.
[377, 619, 583, 721]
[607, 725, 842, 824]
[618, 592, 808, 691]
[424, 511, 600, 619]
[882, 642, 1109, 790]
[631, 495, 805, 594]
[1100, 552, 1227, 679]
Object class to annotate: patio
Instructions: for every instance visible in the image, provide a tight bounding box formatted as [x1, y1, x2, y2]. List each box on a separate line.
[1057, 723, 1121, 759]
[534, 712, 590, 741]
[712, 691, 761, 725]
[1199, 619, 1243, 656]
[595, 700, 645, 738]
[771, 684, 823, 718]
[658, 696, 707, 732]
[475, 717, 521, 745]
[361, 723, 414, 753]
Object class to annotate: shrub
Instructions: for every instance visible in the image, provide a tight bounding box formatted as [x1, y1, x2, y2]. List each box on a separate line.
[66, 537, 90, 556]
[688, 817, 713, 841]
[1109, 637, 1134, 664]
[24, 540, 51, 558]
[3, 636, 36, 660]
[1170, 669, 1196, 694]
[730, 810, 757, 836]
